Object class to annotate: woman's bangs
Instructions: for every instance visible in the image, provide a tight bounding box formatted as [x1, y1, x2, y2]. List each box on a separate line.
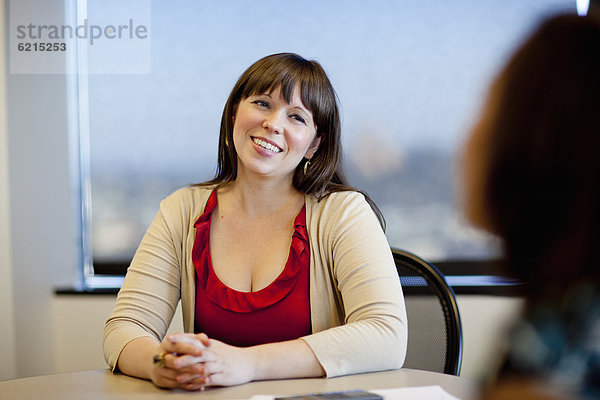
[241, 62, 323, 119]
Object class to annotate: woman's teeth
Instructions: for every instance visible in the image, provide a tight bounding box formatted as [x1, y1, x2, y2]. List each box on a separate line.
[252, 137, 281, 153]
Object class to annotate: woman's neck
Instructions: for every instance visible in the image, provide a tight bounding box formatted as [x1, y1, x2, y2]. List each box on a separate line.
[220, 173, 304, 219]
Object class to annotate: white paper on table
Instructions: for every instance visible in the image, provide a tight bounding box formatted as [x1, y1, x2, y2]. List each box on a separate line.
[372, 385, 461, 399]
[245, 385, 461, 400]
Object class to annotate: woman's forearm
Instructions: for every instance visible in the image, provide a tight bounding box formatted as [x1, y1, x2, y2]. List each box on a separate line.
[116, 336, 161, 379]
[249, 339, 325, 380]
[197, 337, 324, 387]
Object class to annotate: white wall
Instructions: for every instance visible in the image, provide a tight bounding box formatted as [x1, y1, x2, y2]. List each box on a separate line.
[52, 296, 118, 373]
[0, 0, 17, 381]
[51, 294, 522, 381]
[457, 295, 523, 380]
[52, 295, 184, 373]
[3, 0, 80, 379]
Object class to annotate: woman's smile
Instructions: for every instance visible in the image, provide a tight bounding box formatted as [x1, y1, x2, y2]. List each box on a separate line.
[251, 136, 283, 154]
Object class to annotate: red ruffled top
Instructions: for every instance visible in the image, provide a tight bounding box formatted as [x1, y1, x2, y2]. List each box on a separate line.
[192, 190, 311, 347]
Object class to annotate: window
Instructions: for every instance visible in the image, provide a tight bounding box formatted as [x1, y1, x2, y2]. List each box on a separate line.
[79, 0, 575, 287]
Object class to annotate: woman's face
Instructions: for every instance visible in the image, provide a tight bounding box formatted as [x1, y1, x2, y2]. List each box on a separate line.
[232, 84, 321, 183]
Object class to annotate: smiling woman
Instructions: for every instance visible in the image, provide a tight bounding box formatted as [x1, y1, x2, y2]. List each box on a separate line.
[103, 53, 407, 391]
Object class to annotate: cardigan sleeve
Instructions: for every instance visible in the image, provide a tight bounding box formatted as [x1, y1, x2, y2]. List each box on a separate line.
[103, 191, 188, 371]
[302, 192, 408, 377]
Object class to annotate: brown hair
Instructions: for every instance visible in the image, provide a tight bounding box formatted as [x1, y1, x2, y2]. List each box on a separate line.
[481, 15, 600, 299]
[199, 53, 385, 228]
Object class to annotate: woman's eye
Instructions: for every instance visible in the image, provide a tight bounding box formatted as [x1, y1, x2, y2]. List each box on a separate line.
[252, 100, 269, 108]
[290, 114, 306, 124]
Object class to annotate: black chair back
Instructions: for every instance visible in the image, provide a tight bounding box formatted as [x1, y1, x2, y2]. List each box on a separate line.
[393, 248, 463, 375]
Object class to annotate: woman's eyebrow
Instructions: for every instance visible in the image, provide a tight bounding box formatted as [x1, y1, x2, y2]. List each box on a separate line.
[257, 91, 310, 114]
[290, 104, 311, 115]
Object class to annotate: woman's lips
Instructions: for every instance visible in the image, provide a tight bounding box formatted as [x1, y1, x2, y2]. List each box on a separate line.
[251, 136, 282, 153]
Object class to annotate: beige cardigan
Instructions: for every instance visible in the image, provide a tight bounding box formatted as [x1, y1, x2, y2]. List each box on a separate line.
[103, 186, 407, 377]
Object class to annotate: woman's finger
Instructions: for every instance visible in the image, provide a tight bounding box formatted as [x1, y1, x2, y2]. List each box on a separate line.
[151, 367, 181, 388]
[168, 333, 207, 348]
[174, 371, 207, 391]
[167, 354, 205, 369]
[194, 333, 211, 347]
[176, 361, 208, 375]
[176, 371, 208, 384]
[167, 350, 217, 370]
[153, 367, 208, 391]
[184, 382, 206, 391]
[153, 352, 183, 370]
[161, 334, 206, 356]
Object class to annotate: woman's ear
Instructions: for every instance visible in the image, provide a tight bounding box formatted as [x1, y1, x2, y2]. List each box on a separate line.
[305, 135, 322, 159]
[231, 104, 238, 123]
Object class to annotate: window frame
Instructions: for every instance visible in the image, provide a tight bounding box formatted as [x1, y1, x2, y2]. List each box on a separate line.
[72, 0, 545, 294]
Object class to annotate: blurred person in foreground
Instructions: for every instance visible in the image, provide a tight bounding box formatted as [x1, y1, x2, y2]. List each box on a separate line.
[463, 13, 600, 400]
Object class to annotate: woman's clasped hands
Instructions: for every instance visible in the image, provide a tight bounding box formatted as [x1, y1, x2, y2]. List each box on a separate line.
[150, 332, 256, 391]
[150, 333, 209, 391]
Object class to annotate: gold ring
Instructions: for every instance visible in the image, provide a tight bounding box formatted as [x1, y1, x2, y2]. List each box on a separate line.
[153, 352, 168, 368]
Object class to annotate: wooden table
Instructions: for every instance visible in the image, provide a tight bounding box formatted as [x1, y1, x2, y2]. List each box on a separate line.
[0, 368, 479, 399]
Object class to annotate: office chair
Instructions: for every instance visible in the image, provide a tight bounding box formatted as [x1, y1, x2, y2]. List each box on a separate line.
[393, 248, 463, 376]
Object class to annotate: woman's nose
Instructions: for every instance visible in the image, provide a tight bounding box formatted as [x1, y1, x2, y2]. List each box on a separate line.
[263, 114, 283, 134]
